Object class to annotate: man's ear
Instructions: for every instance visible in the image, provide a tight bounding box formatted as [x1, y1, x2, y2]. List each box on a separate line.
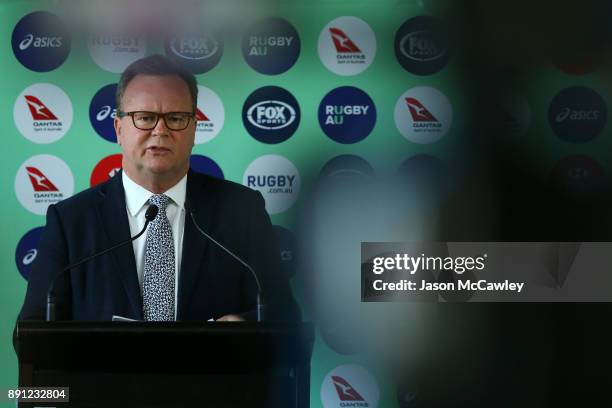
[114, 116, 122, 146]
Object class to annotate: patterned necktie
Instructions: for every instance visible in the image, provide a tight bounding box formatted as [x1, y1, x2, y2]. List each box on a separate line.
[143, 194, 175, 321]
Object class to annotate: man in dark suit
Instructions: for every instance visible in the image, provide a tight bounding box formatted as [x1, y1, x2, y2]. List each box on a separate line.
[18, 54, 298, 322]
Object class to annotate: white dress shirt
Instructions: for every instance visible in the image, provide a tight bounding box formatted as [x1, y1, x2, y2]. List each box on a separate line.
[122, 171, 186, 318]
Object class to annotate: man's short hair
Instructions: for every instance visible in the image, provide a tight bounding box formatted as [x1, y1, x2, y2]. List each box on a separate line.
[116, 54, 198, 113]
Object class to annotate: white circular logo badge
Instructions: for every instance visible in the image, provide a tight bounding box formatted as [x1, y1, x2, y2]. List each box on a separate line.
[88, 31, 146, 73]
[243, 155, 300, 214]
[14, 83, 73, 144]
[15, 154, 74, 215]
[321, 364, 379, 408]
[318, 16, 377, 76]
[394, 86, 453, 144]
[195, 85, 225, 144]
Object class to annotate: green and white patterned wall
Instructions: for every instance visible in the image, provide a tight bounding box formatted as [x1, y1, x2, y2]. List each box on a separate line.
[2, 1, 611, 407]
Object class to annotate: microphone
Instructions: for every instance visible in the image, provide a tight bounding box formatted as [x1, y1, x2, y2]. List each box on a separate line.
[184, 200, 266, 322]
[46, 204, 159, 321]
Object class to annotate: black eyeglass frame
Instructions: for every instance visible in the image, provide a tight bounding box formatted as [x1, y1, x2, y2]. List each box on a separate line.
[117, 110, 196, 131]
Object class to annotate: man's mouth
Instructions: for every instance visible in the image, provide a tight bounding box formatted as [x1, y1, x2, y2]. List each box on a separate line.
[146, 146, 171, 154]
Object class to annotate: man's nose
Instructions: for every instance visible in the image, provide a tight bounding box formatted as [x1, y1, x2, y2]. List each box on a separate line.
[151, 115, 170, 136]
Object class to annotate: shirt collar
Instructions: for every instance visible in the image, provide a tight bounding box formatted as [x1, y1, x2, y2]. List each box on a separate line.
[122, 171, 187, 217]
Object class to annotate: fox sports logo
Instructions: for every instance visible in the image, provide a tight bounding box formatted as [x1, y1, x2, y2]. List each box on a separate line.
[247, 101, 296, 130]
[170, 35, 218, 60]
[242, 86, 300, 144]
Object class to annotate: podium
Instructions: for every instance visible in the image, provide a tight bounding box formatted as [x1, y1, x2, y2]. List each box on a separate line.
[16, 321, 314, 407]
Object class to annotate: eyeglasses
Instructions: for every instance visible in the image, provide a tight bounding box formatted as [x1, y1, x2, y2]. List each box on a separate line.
[117, 111, 195, 131]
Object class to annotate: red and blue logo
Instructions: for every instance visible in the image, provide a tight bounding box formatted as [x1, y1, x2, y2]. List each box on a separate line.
[90, 154, 122, 187]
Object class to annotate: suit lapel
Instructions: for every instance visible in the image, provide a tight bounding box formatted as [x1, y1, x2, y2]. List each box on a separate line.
[177, 171, 218, 319]
[95, 173, 143, 319]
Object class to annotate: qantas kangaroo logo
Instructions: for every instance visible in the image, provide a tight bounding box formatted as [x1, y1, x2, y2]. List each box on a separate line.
[329, 28, 362, 53]
[24, 95, 58, 120]
[196, 107, 210, 121]
[405, 97, 438, 122]
[25, 167, 58, 191]
[331, 376, 365, 401]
